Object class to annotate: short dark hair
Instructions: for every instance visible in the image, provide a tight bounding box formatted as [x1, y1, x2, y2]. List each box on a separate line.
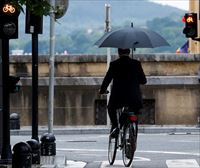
[118, 48, 130, 55]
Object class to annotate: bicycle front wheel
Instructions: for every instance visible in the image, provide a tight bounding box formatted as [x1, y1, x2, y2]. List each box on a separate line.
[122, 122, 138, 167]
[108, 135, 118, 165]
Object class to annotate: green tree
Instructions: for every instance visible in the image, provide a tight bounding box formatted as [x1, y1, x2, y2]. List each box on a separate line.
[145, 15, 186, 53]
[11, 0, 51, 16]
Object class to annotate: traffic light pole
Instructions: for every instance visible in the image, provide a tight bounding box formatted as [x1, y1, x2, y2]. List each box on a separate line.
[0, 39, 2, 156]
[0, 39, 12, 163]
[25, 8, 43, 142]
[32, 33, 39, 141]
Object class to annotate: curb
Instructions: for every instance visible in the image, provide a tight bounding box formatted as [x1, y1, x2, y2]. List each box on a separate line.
[139, 126, 200, 134]
[10, 125, 200, 136]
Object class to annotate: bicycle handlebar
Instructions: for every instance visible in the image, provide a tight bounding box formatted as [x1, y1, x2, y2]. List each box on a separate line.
[99, 90, 109, 95]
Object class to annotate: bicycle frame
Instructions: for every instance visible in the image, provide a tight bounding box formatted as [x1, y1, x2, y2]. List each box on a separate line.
[117, 107, 138, 146]
[108, 107, 138, 167]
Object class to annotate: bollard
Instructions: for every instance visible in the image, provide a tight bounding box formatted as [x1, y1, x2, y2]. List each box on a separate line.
[197, 116, 200, 128]
[27, 139, 40, 164]
[40, 133, 56, 156]
[10, 113, 20, 130]
[12, 142, 32, 168]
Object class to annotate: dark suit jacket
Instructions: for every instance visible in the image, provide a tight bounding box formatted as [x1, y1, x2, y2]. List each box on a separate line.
[100, 56, 147, 110]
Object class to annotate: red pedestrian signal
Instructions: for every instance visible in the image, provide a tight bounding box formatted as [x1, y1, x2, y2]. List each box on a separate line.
[183, 13, 198, 39]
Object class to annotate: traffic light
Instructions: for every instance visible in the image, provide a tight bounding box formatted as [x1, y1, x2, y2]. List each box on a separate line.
[183, 13, 198, 38]
[0, 0, 20, 39]
[9, 76, 20, 93]
[25, 8, 43, 34]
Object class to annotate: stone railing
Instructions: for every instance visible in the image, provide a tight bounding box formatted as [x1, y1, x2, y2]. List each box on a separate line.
[7, 54, 200, 126]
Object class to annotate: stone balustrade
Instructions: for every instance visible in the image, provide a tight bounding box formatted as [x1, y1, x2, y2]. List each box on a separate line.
[8, 54, 200, 125]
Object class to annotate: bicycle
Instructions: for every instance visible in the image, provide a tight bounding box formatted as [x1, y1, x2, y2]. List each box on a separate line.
[108, 107, 138, 167]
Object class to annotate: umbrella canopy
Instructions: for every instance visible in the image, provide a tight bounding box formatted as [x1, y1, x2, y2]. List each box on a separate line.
[95, 26, 170, 48]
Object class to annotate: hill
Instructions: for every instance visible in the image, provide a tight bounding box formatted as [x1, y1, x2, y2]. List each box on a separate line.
[14, 0, 186, 54]
[60, 0, 185, 28]
[18, 0, 185, 35]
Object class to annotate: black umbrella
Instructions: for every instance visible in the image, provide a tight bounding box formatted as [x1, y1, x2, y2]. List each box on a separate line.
[95, 25, 170, 48]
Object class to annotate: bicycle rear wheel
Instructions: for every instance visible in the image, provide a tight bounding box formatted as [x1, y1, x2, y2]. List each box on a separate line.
[122, 122, 138, 167]
[108, 134, 118, 165]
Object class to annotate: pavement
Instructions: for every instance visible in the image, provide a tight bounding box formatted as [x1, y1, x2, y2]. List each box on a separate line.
[8, 125, 200, 167]
[11, 125, 200, 135]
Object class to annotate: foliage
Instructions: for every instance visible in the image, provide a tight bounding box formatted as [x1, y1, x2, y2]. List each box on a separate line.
[144, 14, 186, 53]
[11, 0, 51, 16]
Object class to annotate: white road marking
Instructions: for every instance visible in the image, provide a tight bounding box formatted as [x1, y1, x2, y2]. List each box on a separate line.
[100, 159, 200, 168]
[80, 153, 104, 156]
[57, 148, 200, 156]
[66, 160, 86, 168]
[137, 150, 200, 156]
[57, 148, 106, 152]
[134, 157, 151, 161]
[171, 140, 200, 143]
[100, 160, 125, 168]
[100, 157, 150, 168]
[166, 159, 200, 168]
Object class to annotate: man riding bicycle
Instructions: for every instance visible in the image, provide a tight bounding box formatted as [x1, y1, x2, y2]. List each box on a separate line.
[99, 48, 147, 137]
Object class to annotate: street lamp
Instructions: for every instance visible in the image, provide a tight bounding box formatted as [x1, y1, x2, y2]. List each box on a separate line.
[48, 0, 68, 134]
[41, 0, 68, 158]
[37, 0, 68, 159]
[55, 0, 69, 19]
[47, 0, 69, 19]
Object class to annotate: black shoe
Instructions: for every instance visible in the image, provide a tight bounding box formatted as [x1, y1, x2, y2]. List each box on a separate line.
[110, 127, 119, 138]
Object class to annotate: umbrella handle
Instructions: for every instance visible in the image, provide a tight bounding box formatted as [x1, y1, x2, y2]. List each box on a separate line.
[131, 22, 133, 27]
[131, 48, 135, 59]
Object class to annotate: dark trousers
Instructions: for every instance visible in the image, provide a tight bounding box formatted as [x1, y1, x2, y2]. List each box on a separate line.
[108, 106, 118, 127]
[108, 106, 140, 128]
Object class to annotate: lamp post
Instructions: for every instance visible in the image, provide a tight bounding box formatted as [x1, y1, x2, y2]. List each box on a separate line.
[40, 0, 68, 157]
[48, 0, 55, 135]
[105, 4, 111, 127]
[48, 0, 68, 134]
[55, 0, 69, 19]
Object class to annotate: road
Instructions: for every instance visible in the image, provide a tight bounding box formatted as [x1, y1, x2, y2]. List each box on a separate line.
[11, 133, 200, 168]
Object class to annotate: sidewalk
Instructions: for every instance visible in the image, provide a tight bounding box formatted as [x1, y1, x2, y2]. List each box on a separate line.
[11, 125, 200, 136]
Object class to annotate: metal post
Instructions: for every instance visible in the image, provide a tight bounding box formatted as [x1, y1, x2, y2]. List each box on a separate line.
[48, 0, 55, 134]
[0, 39, 12, 163]
[105, 4, 111, 127]
[0, 39, 2, 155]
[197, 116, 200, 127]
[197, 0, 200, 53]
[32, 33, 39, 141]
[198, 0, 200, 19]
[198, 0, 200, 127]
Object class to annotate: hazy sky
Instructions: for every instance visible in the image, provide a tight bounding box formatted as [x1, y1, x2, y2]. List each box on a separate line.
[151, 0, 189, 10]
